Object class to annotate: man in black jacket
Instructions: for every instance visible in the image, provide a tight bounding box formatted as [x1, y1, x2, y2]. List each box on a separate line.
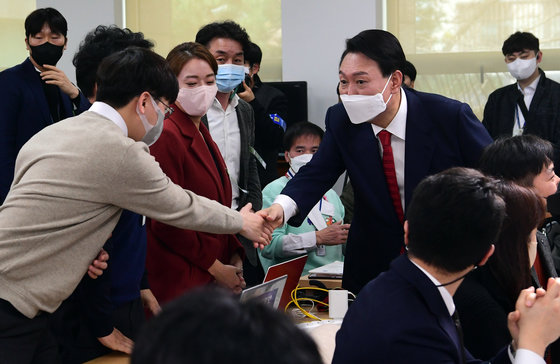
[240, 41, 288, 188]
[482, 31, 560, 167]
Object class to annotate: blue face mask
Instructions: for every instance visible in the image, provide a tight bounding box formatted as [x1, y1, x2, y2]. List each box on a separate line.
[216, 64, 246, 93]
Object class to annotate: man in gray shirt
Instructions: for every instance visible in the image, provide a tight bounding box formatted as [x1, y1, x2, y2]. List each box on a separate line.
[0, 47, 271, 364]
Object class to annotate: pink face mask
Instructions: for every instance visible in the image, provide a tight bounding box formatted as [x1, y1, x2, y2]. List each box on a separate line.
[176, 84, 218, 117]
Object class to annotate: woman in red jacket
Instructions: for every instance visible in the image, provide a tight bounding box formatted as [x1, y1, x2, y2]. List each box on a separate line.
[147, 42, 245, 304]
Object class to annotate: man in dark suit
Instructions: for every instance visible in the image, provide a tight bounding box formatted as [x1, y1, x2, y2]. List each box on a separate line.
[0, 7, 89, 204]
[196, 21, 264, 286]
[240, 41, 289, 188]
[260, 29, 492, 295]
[332, 168, 560, 364]
[482, 32, 560, 167]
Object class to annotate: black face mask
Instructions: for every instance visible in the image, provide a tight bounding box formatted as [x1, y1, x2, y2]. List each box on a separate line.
[29, 42, 64, 67]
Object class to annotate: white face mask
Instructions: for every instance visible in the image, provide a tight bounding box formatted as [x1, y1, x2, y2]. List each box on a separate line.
[137, 95, 165, 146]
[176, 84, 218, 117]
[289, 153, 313, 174]
[340, 74, 393, 124]
[507, 57, 537, 81]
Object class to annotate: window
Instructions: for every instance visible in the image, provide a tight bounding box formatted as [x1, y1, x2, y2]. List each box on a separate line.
[125, 0, 282, 81]
[0, 0, 35, 71]
[386, 0, 560, 118]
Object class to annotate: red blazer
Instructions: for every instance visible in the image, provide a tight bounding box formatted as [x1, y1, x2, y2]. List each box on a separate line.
[147, 106, 244, 304]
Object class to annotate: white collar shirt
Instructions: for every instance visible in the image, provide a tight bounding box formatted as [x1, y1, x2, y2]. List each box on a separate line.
[513, 74, 540, 136]
[89, 101, 128, 136]
[206, 94, 241, 209]
[371, 88, 407, 210]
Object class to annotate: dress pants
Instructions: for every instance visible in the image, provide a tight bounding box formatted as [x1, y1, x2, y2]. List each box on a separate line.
[0, 298, 60, 364]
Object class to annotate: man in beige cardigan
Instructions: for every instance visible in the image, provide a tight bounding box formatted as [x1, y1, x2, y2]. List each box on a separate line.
[0, 47, 271, 364]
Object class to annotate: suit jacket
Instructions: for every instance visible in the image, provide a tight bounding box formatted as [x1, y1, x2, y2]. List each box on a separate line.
[202, 97, 262, 265]
[148, 108, 244, 304]
[282, 88, 492, 294]
[332, 255, 510, 364]
[482, 69, 560, 167]
[0, 58, 90, 203]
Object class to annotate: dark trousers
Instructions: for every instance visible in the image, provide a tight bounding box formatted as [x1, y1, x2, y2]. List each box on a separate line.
[0, 298, 60, 364]
[50, 296, 145, 364]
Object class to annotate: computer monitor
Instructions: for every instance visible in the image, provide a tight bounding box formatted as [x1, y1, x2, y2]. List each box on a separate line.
[263, 81, 308, 128]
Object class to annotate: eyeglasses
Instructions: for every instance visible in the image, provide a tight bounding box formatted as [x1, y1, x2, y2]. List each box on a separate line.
[155, 98, 174, 117]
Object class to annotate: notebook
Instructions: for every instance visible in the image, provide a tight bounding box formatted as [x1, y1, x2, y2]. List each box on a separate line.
[240, 274, 287, 309]
[264, 255, 308, 310]
[308, 260, 344, 279]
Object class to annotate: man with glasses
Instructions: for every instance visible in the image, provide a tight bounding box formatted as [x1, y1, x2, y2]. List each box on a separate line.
[483, 31, 560, 168]
[0, 47, 271, 364]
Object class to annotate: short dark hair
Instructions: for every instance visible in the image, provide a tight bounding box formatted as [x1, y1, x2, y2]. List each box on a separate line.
[25, 7, 67, 38]
[96, 47, 178, 109]
[479, 135, 554, 187]
[166, 42, 218, 77]
[489, 181, 544, 303]
[195, 21, 251, 55]
[131, 287, 322, 364]
[406, 168, 505, 273]
[73, 25, 154, 99]
[245, 42, 262, 67]
[340, 30, 406, 77]
[283, 122, 324, 151]
[402, 60, 417, 82]
[502, 31, 540, 56]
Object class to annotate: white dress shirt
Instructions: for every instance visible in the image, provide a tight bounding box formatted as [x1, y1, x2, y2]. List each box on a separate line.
[207, 94, 241, 209]
[513, 74, 541, 136]
[371, 88, 407, 210]
[89, 102, 128, 136]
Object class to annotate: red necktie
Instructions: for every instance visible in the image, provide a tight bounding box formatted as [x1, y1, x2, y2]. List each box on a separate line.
[378, 130, 404, 224]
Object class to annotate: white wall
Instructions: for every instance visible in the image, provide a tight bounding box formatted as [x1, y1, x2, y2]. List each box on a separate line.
[281, 0, 380, 192]
[36, 0, 122, 84]
[281, 0, 380, 129]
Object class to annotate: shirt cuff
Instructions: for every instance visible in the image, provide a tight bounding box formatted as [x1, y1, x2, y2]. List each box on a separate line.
[512, 348, 545, 364]
[281, 231, 317, 255]
[273, 194, 298, 223]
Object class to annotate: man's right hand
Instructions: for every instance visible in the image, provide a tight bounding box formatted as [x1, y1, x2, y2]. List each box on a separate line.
[316, 221, 351, 245]
[510, 278, 560, 357]
[239, 203, 273, 248]
[257, 203, 285, 229]
[97, 328, 133, 354]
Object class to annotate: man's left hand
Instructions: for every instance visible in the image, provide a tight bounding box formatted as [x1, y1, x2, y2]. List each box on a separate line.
[237, 81, 255, 103]
[41, 64, 80, 99]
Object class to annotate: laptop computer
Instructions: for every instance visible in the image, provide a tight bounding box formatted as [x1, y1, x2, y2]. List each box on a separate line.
[264, 255, 308, 310]
[308, 260, 344, 279]
[240, 274, 287, 309]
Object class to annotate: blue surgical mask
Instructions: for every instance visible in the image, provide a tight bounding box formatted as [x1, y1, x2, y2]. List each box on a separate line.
[216, 64, 246, 93]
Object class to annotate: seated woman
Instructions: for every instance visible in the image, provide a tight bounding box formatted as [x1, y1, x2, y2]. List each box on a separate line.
[259, 122, 350, 276]
[454, 181, 544, 359]
[147, 42, 245, 304]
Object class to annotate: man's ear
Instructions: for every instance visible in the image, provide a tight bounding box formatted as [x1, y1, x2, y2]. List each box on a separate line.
[536, 51, 543, 64]
[284, 151, 290, 163]
[25, 37, 30, 51]
[137, 91, 151, 113]
[477, 244, 495, 267]
[390, 70, 403, 94]
[252, 63, 260, 75]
